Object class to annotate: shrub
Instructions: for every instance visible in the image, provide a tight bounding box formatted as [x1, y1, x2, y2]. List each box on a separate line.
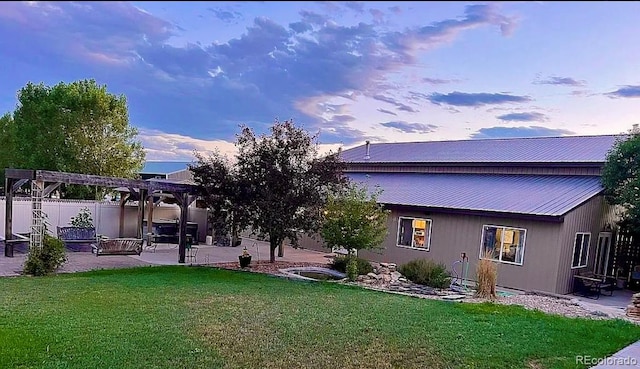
[346, 258, 358, 281]
[24, 234, 67, 276]
[399, 259, 451, 289]
[330, 255, 373, 275]
[475, 253, 498, 300]
[70, 207, 94, 228]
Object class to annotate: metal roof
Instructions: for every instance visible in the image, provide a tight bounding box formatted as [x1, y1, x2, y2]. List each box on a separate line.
[347, 172, 603, 217]
[342, 135, 623, 164]
[141, 161, 193, 174]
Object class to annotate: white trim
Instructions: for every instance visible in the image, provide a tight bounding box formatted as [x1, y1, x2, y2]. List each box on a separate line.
[594, 232, 612, 276]
[479, 224, 527, 266]
[396, 216, 432, 251]
[571, 232, 591, 269]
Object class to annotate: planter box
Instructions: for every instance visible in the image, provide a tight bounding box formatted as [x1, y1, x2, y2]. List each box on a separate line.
[239, 255, 252, 268]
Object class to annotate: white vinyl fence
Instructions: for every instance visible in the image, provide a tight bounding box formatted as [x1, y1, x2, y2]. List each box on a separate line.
[0, 198, 208, 241]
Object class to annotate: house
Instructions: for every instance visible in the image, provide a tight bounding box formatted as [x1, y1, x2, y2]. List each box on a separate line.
[140, 161, 194, 182]
[301, 134, 626, 295]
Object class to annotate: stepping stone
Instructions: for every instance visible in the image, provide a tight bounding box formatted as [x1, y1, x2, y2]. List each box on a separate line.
[442, 294, 466, 301]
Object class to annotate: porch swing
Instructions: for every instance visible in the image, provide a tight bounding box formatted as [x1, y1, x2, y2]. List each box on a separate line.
[92, 185, 143, 256]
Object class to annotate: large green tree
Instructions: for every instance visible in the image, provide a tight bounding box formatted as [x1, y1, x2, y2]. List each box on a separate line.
[602, 133, 640, 231]
[1, 79, 145, 197]
[321, 183, 389, 255]
[236, 119, 347, 263]
[190, 152, 251, 247]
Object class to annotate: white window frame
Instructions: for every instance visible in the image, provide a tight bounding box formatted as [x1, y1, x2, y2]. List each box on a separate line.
[479, 224, 527, 266]
[396, 216, 432, 251]
[571, 232, 591, 269]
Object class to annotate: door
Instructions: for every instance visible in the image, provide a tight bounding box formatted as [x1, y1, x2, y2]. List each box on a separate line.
[594, 232, 612, 276]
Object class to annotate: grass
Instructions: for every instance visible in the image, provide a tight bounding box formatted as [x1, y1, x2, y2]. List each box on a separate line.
[0, 266, 638, 369]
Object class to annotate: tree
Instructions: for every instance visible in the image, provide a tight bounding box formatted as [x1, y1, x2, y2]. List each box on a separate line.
[0, 79, 145, 198]
[602, 133, 640, 231]
[190, 152, 251, 246]
[236, 119, 347, 263]
[321, 183, 389, 255]
[0, 113, 14, 185]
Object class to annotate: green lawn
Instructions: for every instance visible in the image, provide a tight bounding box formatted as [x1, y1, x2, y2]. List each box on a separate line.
[0, 266, 638, 369]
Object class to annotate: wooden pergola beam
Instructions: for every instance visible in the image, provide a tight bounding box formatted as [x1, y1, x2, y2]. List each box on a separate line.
[11, 179, 29, 192]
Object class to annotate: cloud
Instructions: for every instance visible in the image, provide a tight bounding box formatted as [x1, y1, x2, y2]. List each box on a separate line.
[470, 126, 574, 139]
[380, 121, 438, 134]
[428, 91, 531, 107]
[496, 112, 547, 122]
[423, 77, 460, 85]
[606, 85, 640, 98]
[377, 108, 397, 116]
[533, 75, 586, 87]
[344, 2, 365, 14]
[0, 2, 516, 150]
[384, 3, 518, 56]
[388, 6, 402, 14]
[370, 9, 385, 24]
[407, 91, 430, 102]
[319, 116, 381, 144]
[373, 94, 418, 113]
[140, 128, 346, 161]
[207, 8, 243, 24]
[139, 128, 237, 161]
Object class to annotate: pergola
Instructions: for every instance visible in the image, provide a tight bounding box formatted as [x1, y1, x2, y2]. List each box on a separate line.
[3, 169, 198, 263]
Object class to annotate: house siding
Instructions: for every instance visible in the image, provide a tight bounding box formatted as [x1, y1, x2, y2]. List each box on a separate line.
[345, 164, 602, 176]
[554, 196, 611, 294]
[300, 207, 565, 293]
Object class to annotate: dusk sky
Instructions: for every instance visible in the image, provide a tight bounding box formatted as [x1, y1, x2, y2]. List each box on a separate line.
[1, 1, 639, 160]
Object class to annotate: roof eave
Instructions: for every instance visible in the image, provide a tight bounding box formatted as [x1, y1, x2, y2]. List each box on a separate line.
[384, 203, 566, 223]
[345, 161, 604, 168]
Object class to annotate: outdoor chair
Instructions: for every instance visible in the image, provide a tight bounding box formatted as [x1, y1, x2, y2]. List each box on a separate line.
[186, 235, 198, 262]
[572, 271, 614, 299]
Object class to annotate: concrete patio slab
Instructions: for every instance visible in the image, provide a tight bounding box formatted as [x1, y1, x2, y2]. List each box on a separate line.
[589, 340, 640, 368]
[0, 237, 333, 277]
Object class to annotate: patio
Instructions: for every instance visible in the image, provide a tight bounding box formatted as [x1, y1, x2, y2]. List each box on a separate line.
[0, 237, 333, 277]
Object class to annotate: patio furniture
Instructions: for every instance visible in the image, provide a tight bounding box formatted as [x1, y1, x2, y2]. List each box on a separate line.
[93, 237, 143, 256]
[186, 242, 198, 263]
[630, 265, 640, 291]
[57, 226, 97, 252]
[572, 274, 614, 299]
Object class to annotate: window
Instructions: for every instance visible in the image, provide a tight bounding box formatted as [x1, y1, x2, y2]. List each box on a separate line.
[397, 217, 432, 250]
[571, 232, 591, 269]
[480, 225, 526, 265]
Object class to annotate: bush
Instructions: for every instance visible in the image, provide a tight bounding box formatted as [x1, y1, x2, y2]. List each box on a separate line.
[24, 234, 67, 276]
[399, 259, 451, 289]
[70, 207, 94, 228]
[475, 253, 498, 299]
[330, 255, 373, 275]
[346, 258, 358, 281]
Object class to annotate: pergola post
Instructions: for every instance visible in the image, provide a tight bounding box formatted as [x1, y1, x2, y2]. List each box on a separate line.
[178, 192, 188, 264]
[30, 179, 45, 251]
[118, 193, 128, 238]
[137, 189, 146, 239]
[4, 177, 14, 257]
[146, 193, 154, 241]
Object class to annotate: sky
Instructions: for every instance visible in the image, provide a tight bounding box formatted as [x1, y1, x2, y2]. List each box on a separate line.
[1, 1, 639, 161]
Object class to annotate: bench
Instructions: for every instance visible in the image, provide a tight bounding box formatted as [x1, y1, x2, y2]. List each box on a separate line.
[93, 238, 143, 256]
[57, 227, 97, 252]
